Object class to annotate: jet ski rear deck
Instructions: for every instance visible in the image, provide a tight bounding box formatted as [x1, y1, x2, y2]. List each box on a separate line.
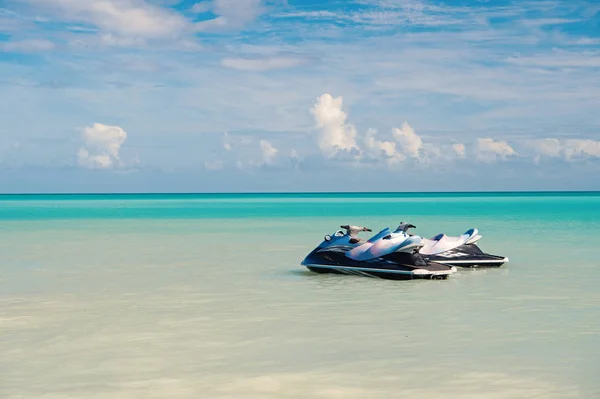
[416, 227, 509, 268]
[423, 243, 509, 268]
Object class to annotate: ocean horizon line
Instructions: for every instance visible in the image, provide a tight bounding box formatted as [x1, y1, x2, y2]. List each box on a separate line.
[1, 190, 599, 197]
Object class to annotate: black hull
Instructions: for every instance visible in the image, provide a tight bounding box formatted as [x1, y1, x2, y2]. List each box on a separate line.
[301, 246, 456, 280]
[305, 265, 451, 280]
[423, 244, 509, 268]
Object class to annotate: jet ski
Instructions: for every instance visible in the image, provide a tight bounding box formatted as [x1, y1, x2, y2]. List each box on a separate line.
[301, 224, 457, 280]
[400, 224, 509, 268]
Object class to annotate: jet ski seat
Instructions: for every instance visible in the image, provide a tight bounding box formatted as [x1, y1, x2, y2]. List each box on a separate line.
[420, 229, 480, 255]
[411, 249, 427, 266]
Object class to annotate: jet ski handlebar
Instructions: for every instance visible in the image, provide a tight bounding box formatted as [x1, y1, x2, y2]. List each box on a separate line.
[396, 222, 416, 232]
[340, 225, 372, 236]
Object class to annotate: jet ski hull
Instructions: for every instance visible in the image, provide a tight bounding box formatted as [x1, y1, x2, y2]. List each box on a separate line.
[422, 243, 509, 268]
[301, 248, 457, 280]
[304, 264, 454, 280]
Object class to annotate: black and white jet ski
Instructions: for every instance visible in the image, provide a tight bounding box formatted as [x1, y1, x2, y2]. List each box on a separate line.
[408, 226, 509, 268]
[301, 224, 457, 280]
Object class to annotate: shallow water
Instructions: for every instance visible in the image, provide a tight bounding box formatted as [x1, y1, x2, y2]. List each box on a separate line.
[1, 193, 599, 398]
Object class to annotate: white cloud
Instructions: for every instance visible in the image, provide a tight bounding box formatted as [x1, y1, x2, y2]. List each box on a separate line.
[453, 143, 466, 158]
[194, 16, 227, 31]
[476, 138, 517, 162]
[221, 56, 309, 72]
[195, 0, 265, 31]
[259, 139, 278, 165]
[77, 123, 128, 169]
[506, 50, 600, 68]
[276, 2, 467, 28]
[191, 2, 211, 14]
[32, 0, 189, 39]
[363, 128, 401, 163]
[3, 0, 600, 184]
[531, 138, 561, 157]
[222, 132, 233, 151]
[309, 93, 441, 166]
[529, 138, 561, 164]
[392, 121, 423, 159]
[1, 39, 55, 52]
[98, 33, 146, 47]
[362, 128, 409, 167]
[204, 160, 224, 170]
[214, 0, 264, 23]
[276, 11, 338, 19]
[206, 134, 283, 170]
[310, 93, 359, 158]
[528, 138, 600, 162]
[563, 139, 600, 160]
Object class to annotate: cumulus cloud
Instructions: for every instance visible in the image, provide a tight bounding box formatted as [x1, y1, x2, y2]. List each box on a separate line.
[210, 93, 600, 174]
[562, 139, 600, 160]
[77, 123, 128, 169]
[476, 138, 517, 162]
[223, 132, 232, 151]
[528, 138, 600, 162]
[309, 93, 438, 165]
[452, 143, 466, 158]
[259, 139, 278, 165]
[392, 121, 423, 159]
[531, 138, 561, 158]
[205, 135, 282, 170]
[364, 128, 397, 158]
[310, 93, 359, 158]
[363, 128, 404, 165]
[528, 138, 561, 164]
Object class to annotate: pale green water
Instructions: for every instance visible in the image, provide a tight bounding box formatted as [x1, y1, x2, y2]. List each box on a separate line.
[1, 193, 599, 398]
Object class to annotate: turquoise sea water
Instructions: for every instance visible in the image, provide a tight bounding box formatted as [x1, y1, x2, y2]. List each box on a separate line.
[1, 192, 599, 398]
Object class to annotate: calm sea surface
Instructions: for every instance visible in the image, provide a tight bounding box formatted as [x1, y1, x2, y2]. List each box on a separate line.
[1, 192, 599, 398]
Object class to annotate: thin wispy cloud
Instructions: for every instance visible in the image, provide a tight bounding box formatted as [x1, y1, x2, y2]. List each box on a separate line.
[1, 38, 55, 52]
[29, 0, 191, 39]
[0, 0, 599, 191]
[221, 55, 311, 72]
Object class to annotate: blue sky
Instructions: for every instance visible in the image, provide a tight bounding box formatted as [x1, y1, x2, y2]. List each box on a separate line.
[1, 0, 599, 193]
